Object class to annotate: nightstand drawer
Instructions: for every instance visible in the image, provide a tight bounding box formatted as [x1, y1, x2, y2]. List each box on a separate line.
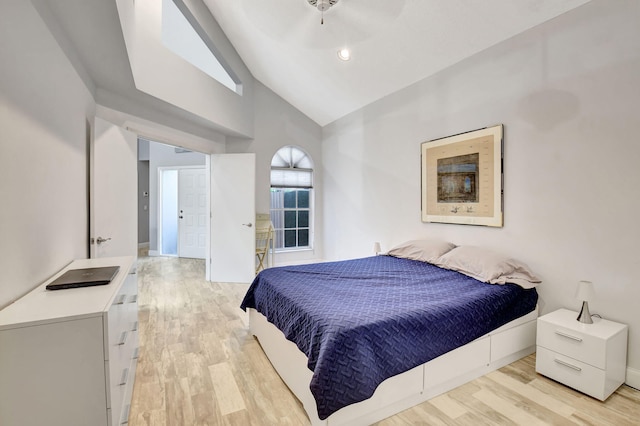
[536, 347, 608, 400]
[537, 320, 605, 368]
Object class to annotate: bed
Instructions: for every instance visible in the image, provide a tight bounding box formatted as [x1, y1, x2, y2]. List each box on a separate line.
[241, 240, 541, 425]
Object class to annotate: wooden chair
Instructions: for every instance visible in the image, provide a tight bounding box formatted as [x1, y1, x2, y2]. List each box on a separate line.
[255, 218, 274, 273]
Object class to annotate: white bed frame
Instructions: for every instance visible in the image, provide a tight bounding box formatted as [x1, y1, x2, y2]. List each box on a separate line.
[248, 306, 538, 426]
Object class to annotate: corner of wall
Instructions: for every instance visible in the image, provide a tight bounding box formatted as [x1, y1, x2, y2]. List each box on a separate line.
[627, 367, 640, 391]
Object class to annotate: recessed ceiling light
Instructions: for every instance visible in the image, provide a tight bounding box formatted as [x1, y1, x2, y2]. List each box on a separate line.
[337, 48, 351, 61]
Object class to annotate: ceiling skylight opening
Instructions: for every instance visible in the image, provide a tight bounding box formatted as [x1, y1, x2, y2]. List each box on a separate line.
[337, 47, 351, 61]
[161, 0, 241, 94]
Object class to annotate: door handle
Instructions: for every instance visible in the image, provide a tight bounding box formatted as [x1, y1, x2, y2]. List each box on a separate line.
[242, 223, 253, 228]
[96, 237, 112, 244]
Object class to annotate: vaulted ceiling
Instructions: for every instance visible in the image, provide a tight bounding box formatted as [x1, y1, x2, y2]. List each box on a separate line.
[203, 0, 592, 126]
[42, 0, 592, 131]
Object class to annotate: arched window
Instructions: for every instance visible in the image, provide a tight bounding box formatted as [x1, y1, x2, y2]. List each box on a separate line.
[270, 146, 313, 250]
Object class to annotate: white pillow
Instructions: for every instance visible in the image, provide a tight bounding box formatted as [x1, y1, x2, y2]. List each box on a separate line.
[387, 239, 456, 264]
[434, 246, 541, 289]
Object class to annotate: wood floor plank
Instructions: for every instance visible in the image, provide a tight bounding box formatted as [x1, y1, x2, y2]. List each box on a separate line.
[428, 393, 469, 419]
[185, 352, 214, 396]
[129, 255, 640, 425]
[472, 388, 548, 426]
[164, 377, 196, 425]
[209, 362, 247, 415]
[131, 409, 167, 426]
[191, 391, 223, 426]
[131, 379, 166, 412]
[445, 382, 515, 425]
[485, 370, 575, 417]
[530, 379, 640, 426]
[473, 387, 564, 426]
[377, 401, 455, 426]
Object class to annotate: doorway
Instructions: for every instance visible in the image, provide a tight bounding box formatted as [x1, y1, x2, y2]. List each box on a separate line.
[138, 140, 208, 261]
[159, 166, 208, 259]
[135, 137, 256, 283]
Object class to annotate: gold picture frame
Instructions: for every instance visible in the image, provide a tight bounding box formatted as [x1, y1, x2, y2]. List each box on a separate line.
[421, 124, 503, 227]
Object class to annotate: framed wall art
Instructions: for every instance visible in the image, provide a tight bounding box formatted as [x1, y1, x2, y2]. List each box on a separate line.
[421, 124, 503, 227]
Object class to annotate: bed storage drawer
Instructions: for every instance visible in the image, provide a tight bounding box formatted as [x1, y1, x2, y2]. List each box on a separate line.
[425, 337, 490, 388]
[491, 319, 536, 361]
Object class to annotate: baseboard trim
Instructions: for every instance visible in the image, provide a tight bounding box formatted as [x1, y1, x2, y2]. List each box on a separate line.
[626, 366, 640, 391]
[148, 250, 160, 257]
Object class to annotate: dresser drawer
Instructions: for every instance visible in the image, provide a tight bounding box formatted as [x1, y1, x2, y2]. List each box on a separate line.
[536, 346, 608, 400]
[105, 271, 138, 426]
[537, 319, 605, 369]
[106, 273, 138, 360]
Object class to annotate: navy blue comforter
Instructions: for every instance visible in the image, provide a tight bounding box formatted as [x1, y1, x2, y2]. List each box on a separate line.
[240, 255, 537, 420]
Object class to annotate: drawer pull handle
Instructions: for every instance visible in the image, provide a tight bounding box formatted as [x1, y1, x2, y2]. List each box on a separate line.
[555, 330, 582, 342]
[554, 358, 582, 371]
[118, 331, 129, 346]
[128, 294, 138, 304]
[119, 367, 129, 386]
[114, 294, 126, 305]
[133, 347, 140, 359]
[132, 321, 138, 332]
[120, 403, 130, 424]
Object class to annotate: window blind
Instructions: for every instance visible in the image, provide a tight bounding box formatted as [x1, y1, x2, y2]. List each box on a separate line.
[270, 168, 313, 188]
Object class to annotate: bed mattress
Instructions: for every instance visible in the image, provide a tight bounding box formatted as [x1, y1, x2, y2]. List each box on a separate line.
[240, 255, 538, 419]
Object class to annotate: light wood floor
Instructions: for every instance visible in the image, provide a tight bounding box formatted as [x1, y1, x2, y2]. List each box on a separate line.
[129, 256, 640, 425]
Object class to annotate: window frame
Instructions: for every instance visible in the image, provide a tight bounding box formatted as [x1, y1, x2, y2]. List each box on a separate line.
[270, 188, 313, 252]
[269, 146, 314, 253]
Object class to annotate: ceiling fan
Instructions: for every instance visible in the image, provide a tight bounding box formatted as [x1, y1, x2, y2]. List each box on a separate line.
[307, 0, 339, 12]
[234, 0, 405, 49]
[307, 0, 340, 24]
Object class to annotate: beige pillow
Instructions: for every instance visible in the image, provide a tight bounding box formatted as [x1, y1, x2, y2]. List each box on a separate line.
[434, 246, 541, 289]
[387, 239, 456, 264]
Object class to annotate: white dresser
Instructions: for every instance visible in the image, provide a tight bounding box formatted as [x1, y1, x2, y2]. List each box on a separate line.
[536, 308, 628, 400]
[0, 256, 139, 426]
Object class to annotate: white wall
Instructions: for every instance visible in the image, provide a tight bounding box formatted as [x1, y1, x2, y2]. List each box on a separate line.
[0, 1, 95, 308]
[147, 142, 207, 253]
[323, 0, 640, 378]
[228, 81, 324, 265]
[115, 0, 255, 137]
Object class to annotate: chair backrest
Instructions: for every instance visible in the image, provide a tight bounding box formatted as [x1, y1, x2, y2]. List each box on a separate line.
[255, 226, 272, 251]
[255, 216, 274, 253]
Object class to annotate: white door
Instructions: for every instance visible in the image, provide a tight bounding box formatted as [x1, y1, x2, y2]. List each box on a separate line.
[210, 154, 255, 283]
[90, 117, 138, 259]
[178, 168, 208, 259]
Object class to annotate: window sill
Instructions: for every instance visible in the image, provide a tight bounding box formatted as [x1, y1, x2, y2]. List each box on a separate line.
[274, 247, 313, 254]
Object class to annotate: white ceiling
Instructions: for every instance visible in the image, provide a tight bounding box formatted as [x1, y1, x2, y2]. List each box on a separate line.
[40, 0, 592, 133]
[204, 0, 591, 126]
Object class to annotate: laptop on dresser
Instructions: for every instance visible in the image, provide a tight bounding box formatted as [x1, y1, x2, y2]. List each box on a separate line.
[46, 266, 120, 290]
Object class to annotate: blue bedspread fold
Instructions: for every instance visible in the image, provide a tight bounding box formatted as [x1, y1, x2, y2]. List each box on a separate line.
[240, 255, 538, 420]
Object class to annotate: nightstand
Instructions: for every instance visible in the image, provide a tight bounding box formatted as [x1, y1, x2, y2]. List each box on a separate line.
[536, 308, 628, 400]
